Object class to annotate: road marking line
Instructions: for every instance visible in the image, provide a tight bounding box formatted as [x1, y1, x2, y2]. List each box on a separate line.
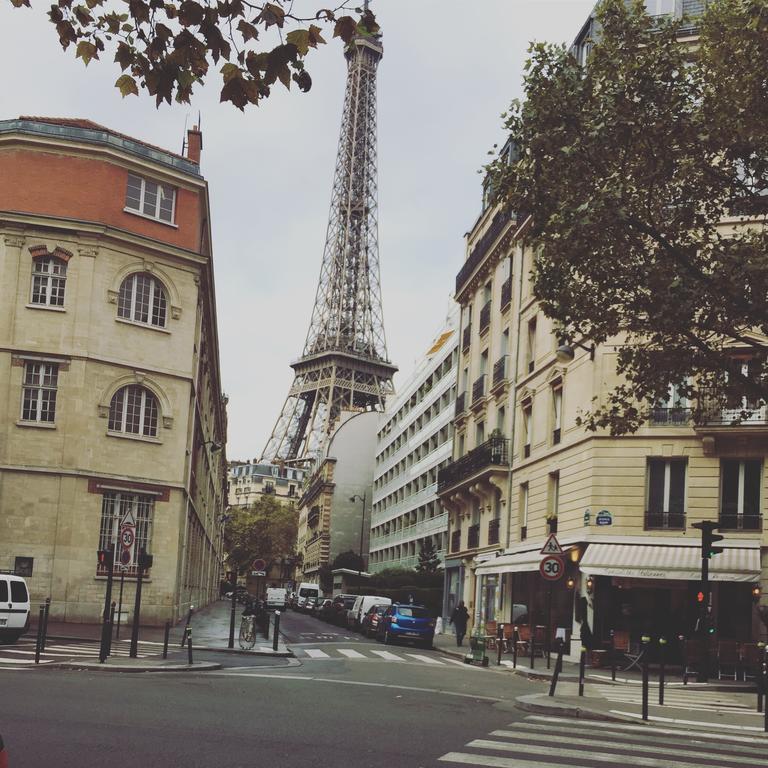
[439, 752, 586, 767]
[405, 653, 443, 665]
[304, 649, 330, 659]
[486, 730, 762, 765]
[370, 650, 403, 661]
[524, 714, 768, 743]
[337, 649, 366, 659]
[609, 710, 768, 734]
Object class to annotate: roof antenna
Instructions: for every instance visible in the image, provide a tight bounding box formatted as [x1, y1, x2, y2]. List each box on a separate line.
[197, 110, 202, 132]
[181, 113, 189, 155]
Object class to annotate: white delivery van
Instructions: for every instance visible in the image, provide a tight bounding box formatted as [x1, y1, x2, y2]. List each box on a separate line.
[295, 582, 322, 610]
[0, 574, 30, 644]
[266, 587, 288, 610]
[349, 595, 391, 630]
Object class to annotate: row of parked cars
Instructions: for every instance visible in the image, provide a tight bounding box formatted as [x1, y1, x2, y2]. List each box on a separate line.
[296, 593, 436, 649]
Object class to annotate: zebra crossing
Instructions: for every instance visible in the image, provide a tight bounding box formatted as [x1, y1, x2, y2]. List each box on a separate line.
[294, 646, 470, 667]
[587, 683, 760, 718]
[436, 714, 768, 767]
[0, 637, 160, 668]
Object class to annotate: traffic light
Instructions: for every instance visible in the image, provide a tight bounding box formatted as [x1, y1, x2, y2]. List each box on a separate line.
[692, 521, 724, 559]
[97, 548, 113, 568]
[696, 590, 705, 604]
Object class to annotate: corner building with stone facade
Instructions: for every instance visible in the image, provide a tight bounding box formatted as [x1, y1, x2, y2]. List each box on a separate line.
[0, 117, 227, 625]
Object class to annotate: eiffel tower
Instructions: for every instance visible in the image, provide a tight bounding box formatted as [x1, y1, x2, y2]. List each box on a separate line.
[262, 16, 396, 463]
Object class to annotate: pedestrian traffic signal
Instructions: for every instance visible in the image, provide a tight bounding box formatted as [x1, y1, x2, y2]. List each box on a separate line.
[696, 590, 705, 603]
[692, 521, 724, 559]
[97, 548, 113, 567]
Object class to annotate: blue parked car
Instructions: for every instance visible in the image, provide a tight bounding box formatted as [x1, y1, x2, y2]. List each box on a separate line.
[376, 603, 435, 648]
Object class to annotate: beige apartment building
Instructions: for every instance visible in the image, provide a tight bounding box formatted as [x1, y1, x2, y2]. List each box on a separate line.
[0, 117, 227, 624]
[227, 461, 305, 508]
[440, 161, 767, 656]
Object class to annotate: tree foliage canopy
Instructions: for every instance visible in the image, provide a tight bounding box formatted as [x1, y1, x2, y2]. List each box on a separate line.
[489, 0, 768, 434]
[331, 549, 364, 572]
[224, 495, 298, 572]
[6, 0, 377, 109]
[416, 538, 440, 574]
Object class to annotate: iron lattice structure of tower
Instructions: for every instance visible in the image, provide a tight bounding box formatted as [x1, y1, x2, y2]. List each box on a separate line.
[262, 27, 396, 463]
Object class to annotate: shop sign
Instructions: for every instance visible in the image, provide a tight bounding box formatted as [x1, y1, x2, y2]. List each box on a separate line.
[595, 509, 613, 526]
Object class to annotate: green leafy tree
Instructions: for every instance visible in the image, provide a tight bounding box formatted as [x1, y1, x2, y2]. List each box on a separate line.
[489, 0, 768, 434]
[224, 495, 298, 574]
[416, 539, 440, 574]
[331, 550, 364, 572]
[5, 0, 378, 109]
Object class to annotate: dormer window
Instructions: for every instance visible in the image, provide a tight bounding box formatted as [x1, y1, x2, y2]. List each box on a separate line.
[125, 173, 176, 224]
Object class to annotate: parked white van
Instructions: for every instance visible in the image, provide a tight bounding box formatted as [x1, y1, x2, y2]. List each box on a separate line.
[0, 574, 30, 644]
[348, 595, 391, 631]
[295, 582, 322, 610]
[266, 587, 288, 610]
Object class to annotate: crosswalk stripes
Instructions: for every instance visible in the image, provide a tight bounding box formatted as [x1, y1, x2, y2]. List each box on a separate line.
[436, 714, 768, 767]
[370, 650, 403, 661]
[588, 683, 758, 716]
[337, 648, 366, 659]
[294, 646, 481, 667]
[0, 637, 158, 665]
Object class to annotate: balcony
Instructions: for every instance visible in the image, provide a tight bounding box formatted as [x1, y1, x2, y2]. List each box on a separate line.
[492, 355, 508, 390]
[451, 529, 461, 553]
[454, 392, 466, 418]
[696, 388, 767, 427]
[307, 505, 320, 528]
[456, 208, 515, 296]
[650, 407, 693, 426]
[437, 435, 510, 492]
[488, 518, 500, 545]
[644, 510, 685, 530]
[501, 278, 512, 311]
[472, 374, 487, 406]
[467, 524, 480, 549]
[462, 325, 471, 352]
[719, 505, 762, 532]
[479, 301, 491, 334]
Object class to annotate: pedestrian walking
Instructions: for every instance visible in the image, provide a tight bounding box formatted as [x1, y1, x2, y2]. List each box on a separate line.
[450, 602, 469, 647]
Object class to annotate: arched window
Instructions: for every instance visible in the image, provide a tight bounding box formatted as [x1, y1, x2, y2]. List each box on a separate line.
[31, 256, 67, 306]
[108, 385, 159, 437]
[117, 273, 168, 328]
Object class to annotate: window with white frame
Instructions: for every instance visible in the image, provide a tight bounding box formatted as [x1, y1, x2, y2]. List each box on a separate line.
[522, 400, 533, 457]
[526, 317, 537, 372]
[552, 385, 563, 444]
[125, 173, 176, 224]
[644, 0, 678, 16]
[520, 482, 529, 540]
[646, 458, 686, 528]
[108, 385, 159, 437]
[30, 256, 67, 307]
[97, 491, 154, 575]
[118, 272, 168, 327]
[720, 459, 762, 530]
[21, 361, 59, 423]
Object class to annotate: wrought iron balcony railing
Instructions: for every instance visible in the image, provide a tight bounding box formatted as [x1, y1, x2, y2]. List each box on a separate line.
[307, 505, 321, 527]
[467, 524, 480, 549]
[719, 504, 762, 531]
[454, 392, 466, 417]
[472, 374, 487, 404]
[501, 278, 512, 311]
[437, 436, 510, 491]
[649, 407, 693, 426]
[488, 518, 500, 545]
[451, 529, 461, 553]
[644, 510, 685, 530]
[479, 301, 491, 334]
[456, 209, 515, 295]
[492, 355, 508, 388]
[696, 387, 767, 427]
[462, 325, 471, 351]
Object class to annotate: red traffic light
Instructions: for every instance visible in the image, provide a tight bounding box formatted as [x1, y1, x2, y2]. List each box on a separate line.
[696, 590, 705, 603]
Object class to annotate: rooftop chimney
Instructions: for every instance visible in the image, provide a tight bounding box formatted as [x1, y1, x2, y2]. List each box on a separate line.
[186, 124, 202, 164]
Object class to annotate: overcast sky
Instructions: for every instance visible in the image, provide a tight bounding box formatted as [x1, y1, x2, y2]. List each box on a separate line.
[0, 0, 595, 460]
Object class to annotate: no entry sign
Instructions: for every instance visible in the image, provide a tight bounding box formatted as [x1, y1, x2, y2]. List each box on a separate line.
[539, 555, 565, 581]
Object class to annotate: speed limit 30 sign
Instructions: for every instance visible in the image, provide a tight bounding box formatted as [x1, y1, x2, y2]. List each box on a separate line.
[539, 555, 565, 581]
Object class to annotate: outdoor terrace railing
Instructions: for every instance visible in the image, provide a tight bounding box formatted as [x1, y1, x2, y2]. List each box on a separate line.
[437, 436, 510, 491]
[456, 209, 516, 295]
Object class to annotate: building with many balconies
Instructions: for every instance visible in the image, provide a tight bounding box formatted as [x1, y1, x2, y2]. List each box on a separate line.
[370, 305, 458, 579]
[227, 461, 305, 508]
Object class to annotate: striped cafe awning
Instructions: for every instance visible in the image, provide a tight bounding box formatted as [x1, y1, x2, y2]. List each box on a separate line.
[579, 543, 761, 583]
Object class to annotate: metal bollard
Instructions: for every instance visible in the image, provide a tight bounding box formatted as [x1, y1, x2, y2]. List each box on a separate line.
[530, 630, 536, 670]
[41, 597, 51, 652]
[228, 588, 237, 649]
[512, 626, 518, 668]
[757, 642, 765, 713]
[35, 605, 45, 664]
[273, 611, 281, 652]
[107, 601, 116, 655]
[548, 641, 565, 697]
[180, 605, 194, 647]
[641, 635, 651, 721]
[497, 623, 504, 666]
[610, 629, 616, 682]
[186, 627, 193, 665]
[679, 634, 688, 685]
[578, 646, 586, 697]
[162, 621, 171, 660]
[658, 636, 667, 706]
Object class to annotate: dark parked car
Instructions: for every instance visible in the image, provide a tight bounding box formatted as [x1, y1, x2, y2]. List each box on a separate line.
[318, 599, 336, 621]
[376, 603, 435, 648]
[360, 604, 389, 638]
[331, 595, 357, 626]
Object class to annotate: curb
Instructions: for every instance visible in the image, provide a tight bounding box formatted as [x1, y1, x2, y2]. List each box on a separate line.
[45, 661, 223, 673]
[193, 645, 293, 658]
[514, 694, 643, 723]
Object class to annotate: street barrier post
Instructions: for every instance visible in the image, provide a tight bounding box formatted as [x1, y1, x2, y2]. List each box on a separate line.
[107, 601, 116, 655]
[757, 642, 765, 713]
[181, 603, 194, 648]
[641, 635, 651, 721]
[228, 587, 236, 649]
[679, 634, 688, 685]
[41, 597, 51, 652]
[548, 641, 565, 697]
[512, 626, 518, 668]
[186, 627, 193, 665]
[115, 567, 126, 640]
[658, 636, 667, 706]
[578, 646, 586, 697]
[273, 611, 281, 652]
[34, 605, 44, 664]
[497, 623, 504, 666]
[610, 629, 616, 682]
[162, 621, 170, 660]
[530, 629, 536, 670]
[130, 549, 152, 658]
[98, 545, 115, 663]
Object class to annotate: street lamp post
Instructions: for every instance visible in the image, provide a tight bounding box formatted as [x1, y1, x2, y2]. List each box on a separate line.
[349, 493, 367, 594]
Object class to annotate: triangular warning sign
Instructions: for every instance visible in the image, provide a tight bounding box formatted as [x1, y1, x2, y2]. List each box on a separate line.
[540, 533, 563, 555]
[120, 509, 136, 528]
